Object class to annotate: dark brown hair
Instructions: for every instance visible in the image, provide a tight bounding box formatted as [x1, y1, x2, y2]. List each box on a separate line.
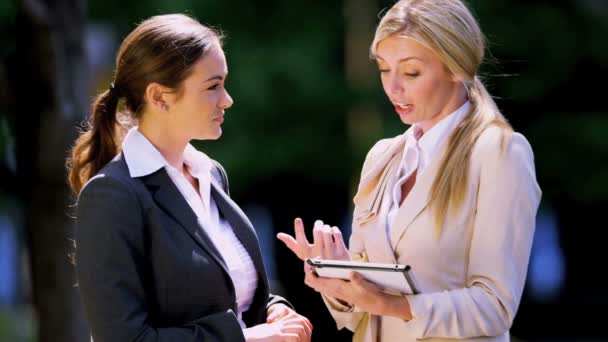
[67, 14, 222, 194]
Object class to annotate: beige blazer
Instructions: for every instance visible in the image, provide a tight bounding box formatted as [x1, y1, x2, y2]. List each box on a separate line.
[323, 125, 542, 342]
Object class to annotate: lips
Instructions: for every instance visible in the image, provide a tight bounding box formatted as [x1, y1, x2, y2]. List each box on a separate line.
[393, 102, 414, 116]
[212, 115, 224, 123]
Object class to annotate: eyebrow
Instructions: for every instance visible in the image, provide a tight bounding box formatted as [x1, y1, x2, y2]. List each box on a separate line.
[204, 74, 227, 82]
[376, 56, 424, 64]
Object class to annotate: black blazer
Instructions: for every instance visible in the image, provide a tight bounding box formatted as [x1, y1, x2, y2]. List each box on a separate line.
[75, 154, 290, 342]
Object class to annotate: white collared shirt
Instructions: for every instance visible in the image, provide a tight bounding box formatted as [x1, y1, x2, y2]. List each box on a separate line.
[386, 101, 471, 236]
[122, 127, 258, 329]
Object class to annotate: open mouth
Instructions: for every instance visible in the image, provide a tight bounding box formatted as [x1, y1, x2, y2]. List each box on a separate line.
[394, 103, 414, 116]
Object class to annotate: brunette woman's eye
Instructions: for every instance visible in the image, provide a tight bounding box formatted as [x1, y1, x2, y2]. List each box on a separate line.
[207, 84, 219, 90]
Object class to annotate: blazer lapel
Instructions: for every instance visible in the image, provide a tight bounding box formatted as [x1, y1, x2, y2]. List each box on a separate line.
[388, 142, 447, 248]
[210, 182, 268, 287]
[353, 133, 407, 225]
[140, 169, 230, 275]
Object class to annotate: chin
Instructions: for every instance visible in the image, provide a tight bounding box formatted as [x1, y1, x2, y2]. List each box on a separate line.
[399, 116, 416, 126]
[208, 128, 222, 140]
[192, 129, 222, 141]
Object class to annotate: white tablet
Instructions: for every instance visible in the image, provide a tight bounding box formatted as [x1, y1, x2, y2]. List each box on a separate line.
[307, 258, 419, 294]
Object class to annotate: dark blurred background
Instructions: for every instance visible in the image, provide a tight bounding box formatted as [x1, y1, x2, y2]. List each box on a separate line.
[1, 0, 607, 341]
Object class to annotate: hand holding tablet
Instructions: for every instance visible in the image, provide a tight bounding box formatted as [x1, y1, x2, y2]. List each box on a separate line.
[306, 258, 419, 295]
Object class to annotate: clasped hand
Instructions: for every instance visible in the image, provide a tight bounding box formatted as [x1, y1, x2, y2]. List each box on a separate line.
[243, 303, 312, 342]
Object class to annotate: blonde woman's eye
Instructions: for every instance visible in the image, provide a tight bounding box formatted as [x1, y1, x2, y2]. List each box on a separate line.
[405, 72, 419, 78]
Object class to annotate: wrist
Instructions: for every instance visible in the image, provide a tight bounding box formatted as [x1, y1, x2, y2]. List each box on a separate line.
[380, 293, 412, 321]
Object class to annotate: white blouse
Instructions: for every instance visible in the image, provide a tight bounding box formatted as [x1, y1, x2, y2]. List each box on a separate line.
[122, 127, 258, 329]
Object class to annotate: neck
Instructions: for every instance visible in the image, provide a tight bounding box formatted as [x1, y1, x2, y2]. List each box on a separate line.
[138, 114, 188, 170]
[418, 84, 468, 134]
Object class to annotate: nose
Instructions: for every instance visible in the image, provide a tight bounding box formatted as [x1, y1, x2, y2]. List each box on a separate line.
[219, 88, 234, 110]
[387, 75, 404, 98]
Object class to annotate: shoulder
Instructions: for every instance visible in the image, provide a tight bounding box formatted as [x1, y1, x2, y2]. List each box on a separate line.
[471, 125, 537, 183]
[473, 125, 534, 163]
[363, 133, 404, 165]
[78, 154, 139, 205]
[76, 156, 145, 239]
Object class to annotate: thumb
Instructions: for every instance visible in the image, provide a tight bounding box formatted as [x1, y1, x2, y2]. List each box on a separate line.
[350, 272, 379, 292]
[350, 271, 367, 286]
[276, 233, 297, 250]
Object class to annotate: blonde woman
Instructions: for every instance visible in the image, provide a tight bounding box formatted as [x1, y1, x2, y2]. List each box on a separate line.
[277, 0, 541, 341]
[69, 14, 312, 342]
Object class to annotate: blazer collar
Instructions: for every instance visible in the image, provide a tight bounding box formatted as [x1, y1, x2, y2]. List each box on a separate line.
[388, 140, 449, 248]
[351, 128, 449, 254]
[140, 168, 231, 277]
[353, 133, 407, 225]
[209, 180, 268, 289]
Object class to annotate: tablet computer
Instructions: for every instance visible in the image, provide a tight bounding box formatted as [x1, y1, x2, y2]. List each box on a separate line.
[306, 258, 419, 294]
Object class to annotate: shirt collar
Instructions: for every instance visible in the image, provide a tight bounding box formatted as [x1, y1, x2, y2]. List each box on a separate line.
[408, 100, 471, 163]
[122, 127, 213, 178]
[122, 127, 168, 178]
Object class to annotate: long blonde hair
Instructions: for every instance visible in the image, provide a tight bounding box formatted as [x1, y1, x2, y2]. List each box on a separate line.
[371, 0, 512, 235]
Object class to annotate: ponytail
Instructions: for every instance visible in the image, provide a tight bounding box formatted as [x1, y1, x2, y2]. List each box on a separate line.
[429, 76, 512, 237]
[67, 14, 224, 194]
[67, 87, 121, 194]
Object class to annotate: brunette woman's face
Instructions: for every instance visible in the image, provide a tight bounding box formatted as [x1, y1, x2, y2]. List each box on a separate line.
[375, 36, 464, 133]
[168, 42, 233, 141]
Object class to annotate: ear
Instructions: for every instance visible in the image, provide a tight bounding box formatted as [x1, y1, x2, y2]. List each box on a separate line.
[449, 71, 464, 83]
[144, 82, 172, 112]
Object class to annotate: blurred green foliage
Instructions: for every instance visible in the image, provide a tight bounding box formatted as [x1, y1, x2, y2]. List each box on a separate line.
[82, 0, 608, 200]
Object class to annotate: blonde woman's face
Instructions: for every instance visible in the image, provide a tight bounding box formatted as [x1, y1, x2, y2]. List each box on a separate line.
[375, 36, 465, 133]
[169, 43, 233, 141]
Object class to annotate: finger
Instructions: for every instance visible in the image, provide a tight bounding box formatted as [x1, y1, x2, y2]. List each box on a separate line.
[312, 221, 325, 258]
[267, 305, 287, 322]
[279, 321, 306, 339]
[281, 315, 312, 338]
[331, 226, 346, 249]
[306, 274, 343, 298]
[321, 225, 334, 259]
[300, 317, 313, 338]
[266, 312, 277, 323]
[294, 217, 310, 246]
[304, 268, 317, 289]
[304, 267, 326, 292]
[277, 332, 299, 342]
[350, 271, 363, 284]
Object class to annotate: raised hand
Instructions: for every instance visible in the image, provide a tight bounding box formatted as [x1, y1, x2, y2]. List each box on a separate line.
[276, 218, 350, 261]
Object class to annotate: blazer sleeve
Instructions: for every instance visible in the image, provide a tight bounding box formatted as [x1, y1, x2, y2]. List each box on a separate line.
[320, 140, 391, 332]
[399, 132, 542, 339]
[75, 175, 245, 342]
[267, 294, 294, 310]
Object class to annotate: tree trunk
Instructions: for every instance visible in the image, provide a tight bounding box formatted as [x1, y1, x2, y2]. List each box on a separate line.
[16, 0, 90, 341]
